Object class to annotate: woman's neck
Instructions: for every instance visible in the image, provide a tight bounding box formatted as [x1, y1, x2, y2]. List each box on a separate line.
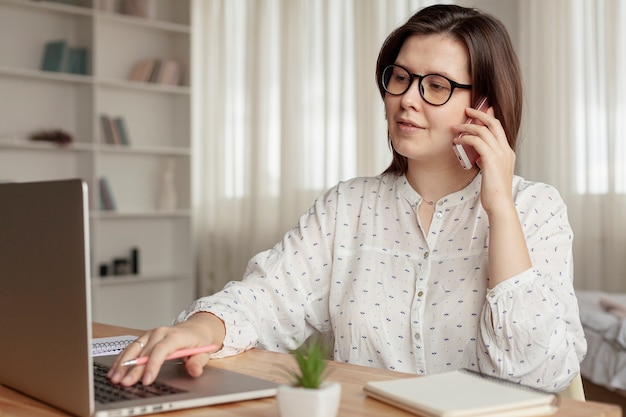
[404, 163, 479, 204]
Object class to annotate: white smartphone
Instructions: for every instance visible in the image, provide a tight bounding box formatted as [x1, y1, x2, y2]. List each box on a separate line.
[453, 96, 489, 169]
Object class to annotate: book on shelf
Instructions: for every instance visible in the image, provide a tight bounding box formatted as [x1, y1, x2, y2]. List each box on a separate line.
[66, 47, 89, 75]
[114, 117, 131, 145]
[41, 40, 89, 74]
[100, 114, 130, 145]
[41, 40, 68, 72]
[99, 177, 117, 211]
[363, 368, 559, 417]
[100, 114, 118, 145]
[157, 59, 182, 86]
[148, 59, 162, 83]
[129, 58, 157, 82]
[129, 58, 181, 85]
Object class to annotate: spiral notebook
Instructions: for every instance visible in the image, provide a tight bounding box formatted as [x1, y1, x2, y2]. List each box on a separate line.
[92, 335, 137, 357]
[364, 369, 559, 417]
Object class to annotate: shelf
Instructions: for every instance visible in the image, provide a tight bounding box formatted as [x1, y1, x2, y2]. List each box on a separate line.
[0, 65, 93, 84]
[0, 0, 93, 16]
[0, 137, 93, 152]
[92, 271, 189, 286]
[97, 77, 190, 94]
[1, 0, 194, 330]
[0, 66, 191, 93]
[95, 8, 190, 33]
[98, 143, 191, 155]
[92, 209, 191, 219]
[0, 137, 190, 156]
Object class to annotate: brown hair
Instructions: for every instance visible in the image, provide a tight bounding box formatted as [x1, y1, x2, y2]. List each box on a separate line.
[377, 4, 523, 175]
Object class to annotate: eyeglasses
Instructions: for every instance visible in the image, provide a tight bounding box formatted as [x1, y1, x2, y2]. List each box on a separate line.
[381, 64, 472, 106]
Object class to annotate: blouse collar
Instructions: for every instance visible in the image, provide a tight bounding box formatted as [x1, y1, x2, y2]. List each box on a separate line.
[397, 172, 482, 208]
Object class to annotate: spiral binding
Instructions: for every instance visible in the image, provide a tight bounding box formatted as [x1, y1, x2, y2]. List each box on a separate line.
[91, 336, 137, 356]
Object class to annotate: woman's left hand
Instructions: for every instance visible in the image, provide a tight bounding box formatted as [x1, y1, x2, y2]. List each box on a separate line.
[452, 106, 516, 214]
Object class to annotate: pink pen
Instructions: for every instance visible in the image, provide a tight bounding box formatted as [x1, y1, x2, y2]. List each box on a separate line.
[121, 345, 219, 367]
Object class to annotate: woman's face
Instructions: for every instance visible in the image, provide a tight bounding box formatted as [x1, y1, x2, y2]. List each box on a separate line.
[384, 34, 472, 168]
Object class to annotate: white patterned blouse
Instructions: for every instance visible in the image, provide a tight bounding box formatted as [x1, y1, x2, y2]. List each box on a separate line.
[176, 173, 586, 392]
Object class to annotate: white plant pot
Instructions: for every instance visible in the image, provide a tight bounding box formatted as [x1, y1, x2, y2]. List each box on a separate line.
[277, 381, 341, 417]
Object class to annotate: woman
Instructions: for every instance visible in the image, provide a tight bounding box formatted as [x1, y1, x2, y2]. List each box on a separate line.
[109, 4, 586, 392]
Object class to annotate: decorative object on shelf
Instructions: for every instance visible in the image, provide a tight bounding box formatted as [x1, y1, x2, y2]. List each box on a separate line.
[98, 0, 118, 12]
[157, 158, 178, 210]
[99, 177, 117, 211]
[130, 247, 140, 274]
[119, 0, 156, 19]
[99, 263, 110, 276]
[277, 336, 341, 417]
[113, 258, 131, 275]
[29, 129, 73, 146]
[100, 247, 140, 277]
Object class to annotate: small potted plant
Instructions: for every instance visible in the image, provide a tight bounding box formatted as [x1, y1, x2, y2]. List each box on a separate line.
[277, 336, 341, 417]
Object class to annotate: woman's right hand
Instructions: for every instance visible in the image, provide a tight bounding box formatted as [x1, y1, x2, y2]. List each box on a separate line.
[107, 312, 226, 386]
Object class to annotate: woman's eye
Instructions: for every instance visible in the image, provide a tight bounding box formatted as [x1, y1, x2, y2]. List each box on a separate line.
[427, 82, 446, 91]
[394, 74, 409, 83]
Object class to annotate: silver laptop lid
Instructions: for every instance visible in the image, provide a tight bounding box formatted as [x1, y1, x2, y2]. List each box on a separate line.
[0, 179, 94, 417]
[0, 179, 278, 417]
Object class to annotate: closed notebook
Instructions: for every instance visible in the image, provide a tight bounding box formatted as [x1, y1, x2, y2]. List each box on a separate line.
[363, 369, 559, 417]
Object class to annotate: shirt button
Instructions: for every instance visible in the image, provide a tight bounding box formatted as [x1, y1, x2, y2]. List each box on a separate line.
[435, 211, 443, 219]
[417, 291, 424, 297]
[489, 291, 496, 298]
[414, 333, 421, 340]
[424, 251, 429, 259]
[437, 201, 444, 206]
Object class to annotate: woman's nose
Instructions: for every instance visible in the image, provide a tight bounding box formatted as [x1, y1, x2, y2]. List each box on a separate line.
[399, 81, 424, 110]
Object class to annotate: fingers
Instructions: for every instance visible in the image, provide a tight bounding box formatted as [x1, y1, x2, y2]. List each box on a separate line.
[185, 353, 212, 378]
[106, 320, 221, 387]
[453, 106, 509, 162]
[131, 337, 174, 386]
[108, 330, 154, 385]
[108, 327, 185, 386]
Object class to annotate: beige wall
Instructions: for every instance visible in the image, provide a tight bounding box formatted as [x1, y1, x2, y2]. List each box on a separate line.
[457, 0, 519, 50]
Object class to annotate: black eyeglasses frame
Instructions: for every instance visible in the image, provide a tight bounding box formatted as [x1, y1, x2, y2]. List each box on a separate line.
[381, 64, 472, 106]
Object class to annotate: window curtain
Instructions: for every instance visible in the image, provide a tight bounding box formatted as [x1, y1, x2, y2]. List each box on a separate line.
[192, 0, 442, 295]
[517, 0, 626, 291]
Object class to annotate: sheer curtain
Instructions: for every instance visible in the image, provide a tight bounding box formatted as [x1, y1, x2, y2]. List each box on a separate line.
[192, 0, 439, 295]
[517, 0, 626, 291]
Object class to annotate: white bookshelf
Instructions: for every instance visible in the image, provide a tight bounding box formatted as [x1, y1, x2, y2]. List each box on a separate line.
[0, 0, 195, 330]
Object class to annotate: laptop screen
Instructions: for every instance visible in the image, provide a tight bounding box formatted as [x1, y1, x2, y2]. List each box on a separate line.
[0, 179, 94, 416]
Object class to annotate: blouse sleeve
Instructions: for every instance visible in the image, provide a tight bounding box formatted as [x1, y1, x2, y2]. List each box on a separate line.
[474, 182, 587, 392]
[174, 186, 339, 359]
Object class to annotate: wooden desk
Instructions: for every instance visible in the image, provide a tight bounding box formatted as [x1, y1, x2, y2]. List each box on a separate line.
[0, 323, 621, 417]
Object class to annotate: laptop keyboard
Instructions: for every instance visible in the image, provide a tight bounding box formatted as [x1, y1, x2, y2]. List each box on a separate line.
[93, 362, 187, 404]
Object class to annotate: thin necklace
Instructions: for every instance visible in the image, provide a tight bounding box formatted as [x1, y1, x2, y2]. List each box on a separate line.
[420, 174, 477, 207]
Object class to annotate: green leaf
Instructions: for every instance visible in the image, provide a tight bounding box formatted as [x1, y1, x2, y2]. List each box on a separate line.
[288, 335, 332, 389]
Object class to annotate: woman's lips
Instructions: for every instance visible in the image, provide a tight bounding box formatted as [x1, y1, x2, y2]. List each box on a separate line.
[397, 118, 422, 133]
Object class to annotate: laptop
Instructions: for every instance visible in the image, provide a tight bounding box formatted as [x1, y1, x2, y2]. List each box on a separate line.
[0, 179, 277, 417]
